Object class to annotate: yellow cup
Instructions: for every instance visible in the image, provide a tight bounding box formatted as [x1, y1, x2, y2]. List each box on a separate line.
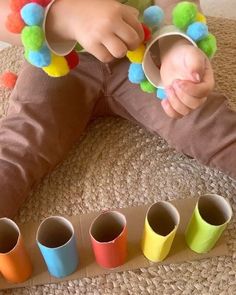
[141, 201, 180, 262]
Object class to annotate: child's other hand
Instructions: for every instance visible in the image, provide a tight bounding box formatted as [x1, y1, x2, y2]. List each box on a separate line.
[48, 0, 144, 62]
[160, 40, 215, 119]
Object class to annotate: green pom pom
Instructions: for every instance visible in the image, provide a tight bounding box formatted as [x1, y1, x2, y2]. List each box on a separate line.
[21, 26, 44, 51]
[140, 80, 156, 93]
[172, 1, 198, 31]
[197, 33, 217, 58]
[75, 43, 83, 52]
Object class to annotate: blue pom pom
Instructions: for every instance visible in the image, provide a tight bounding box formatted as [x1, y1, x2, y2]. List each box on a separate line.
[156, 88, 167, 100]
[21, 3, 44, 26]
[28, 46, 51, 67]
[143, 6, 164, 28]
[128, 63, 145, 84]
[186, 22, 209, 42]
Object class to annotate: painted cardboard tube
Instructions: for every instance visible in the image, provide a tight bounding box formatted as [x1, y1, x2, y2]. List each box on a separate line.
[185, 194, 232, 253]
[90, 211, 127, 269]
[0, 218, 33, 283]
[142, 25, 197, 89]
[141, 201, 180, 262]
[36, 216, 79, 278]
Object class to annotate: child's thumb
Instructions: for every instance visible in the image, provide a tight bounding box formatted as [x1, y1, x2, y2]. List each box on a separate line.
[184, 49, 206, 83]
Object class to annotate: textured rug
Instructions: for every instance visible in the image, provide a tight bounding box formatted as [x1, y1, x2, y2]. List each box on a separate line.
[0, 16, 236, 295]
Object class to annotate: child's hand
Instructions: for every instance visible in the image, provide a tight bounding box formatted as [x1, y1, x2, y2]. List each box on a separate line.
[48, 0, 144, 62]
[159, 39, 215, 118]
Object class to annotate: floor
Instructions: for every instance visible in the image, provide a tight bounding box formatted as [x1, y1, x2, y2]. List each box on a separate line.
[0, 0, 235, 50]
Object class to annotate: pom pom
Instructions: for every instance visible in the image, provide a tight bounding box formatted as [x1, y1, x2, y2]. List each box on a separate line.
[143, 6, 164, 28]
[186, 22, 208, 42]
[75, 43, 83, 52]
[10, 0, 31, 12]
[5, 12, 25, 33]
[0, 71, 18, 89]
[197, 33, 217, 58]
[142, 23, 152, 42]
[28, 45, 51, 67]
[156, 88, 167, 100]
[21, 25, 44, 51]
[65, 50, 79, 69]
[128, 63, 145, 84]
[127, 44, 145, 63]
[140, 80, 156, 93]
[196, 12, 207, 24]
[21, 3, 44, 26]
[43, 54, 70, 77]
[172, 1, 198, 30]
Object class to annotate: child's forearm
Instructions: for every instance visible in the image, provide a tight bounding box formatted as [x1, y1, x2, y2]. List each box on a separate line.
[154, 0, 201, 23]
[0, 0, 21, 45]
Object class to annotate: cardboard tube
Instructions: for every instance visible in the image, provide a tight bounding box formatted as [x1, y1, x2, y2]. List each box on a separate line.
[185, 194, 232, 253]
[90, 211, 127, 269]
[141, 201, 180, 262]
[0, 218, 32, 283]
[142, 25, 197, 88]
[36, 216, 79, 278]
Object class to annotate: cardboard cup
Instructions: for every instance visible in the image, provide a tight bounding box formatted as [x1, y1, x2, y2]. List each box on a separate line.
[90, 211, 127, 269]
[142, 25, 197, 88]
[36, 216, 79, 278]
[185, 194, 232, 253]
[141, 201, 180, 262]
[0, 218, 32, 283]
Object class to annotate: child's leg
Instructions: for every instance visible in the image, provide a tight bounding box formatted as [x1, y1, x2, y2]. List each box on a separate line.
[105, 58, 236, 180]
[0, 54, 103, 218]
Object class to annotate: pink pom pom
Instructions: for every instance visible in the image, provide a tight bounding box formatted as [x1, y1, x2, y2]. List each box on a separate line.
[142, 23, 152, 42]
[5, 12, 25, 33]
[65, 50, 79, 70]
[0, 72, 18, 89]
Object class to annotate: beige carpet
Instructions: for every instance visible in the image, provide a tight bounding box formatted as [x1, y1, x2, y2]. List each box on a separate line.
[0, 17, 236, 295]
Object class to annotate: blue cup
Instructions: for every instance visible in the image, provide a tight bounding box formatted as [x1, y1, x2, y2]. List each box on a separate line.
[36, 216, 79, 278]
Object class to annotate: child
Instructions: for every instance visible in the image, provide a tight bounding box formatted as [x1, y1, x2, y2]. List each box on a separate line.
[0, 0, 235, 218]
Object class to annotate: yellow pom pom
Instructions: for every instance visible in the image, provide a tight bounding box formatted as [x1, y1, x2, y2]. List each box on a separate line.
[127, 44, 146, 63]
[43, 54, 69, 77]
[196, 12, 207, 24]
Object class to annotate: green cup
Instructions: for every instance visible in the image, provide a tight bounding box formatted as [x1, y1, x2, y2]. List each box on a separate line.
[185, 194, 232, 253]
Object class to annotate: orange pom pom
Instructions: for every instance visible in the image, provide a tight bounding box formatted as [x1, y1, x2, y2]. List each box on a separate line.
[5, 12, 25, 34]
[10, 0, 30, 12]
[0, 72, 18, 89]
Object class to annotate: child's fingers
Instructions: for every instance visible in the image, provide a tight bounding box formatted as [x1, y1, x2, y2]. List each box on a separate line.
[122, 11, 144, 41]
[102, 35, 128, 58]
[166, 86, 191, 116]
[88, 43, 114, 63]
[177, 61, 215, 98]
[172, 80, 207, 109]
[161, 99, 183, 119]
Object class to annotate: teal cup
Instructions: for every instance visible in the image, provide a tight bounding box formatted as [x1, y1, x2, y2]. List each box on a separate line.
[36, 216, 79, 278]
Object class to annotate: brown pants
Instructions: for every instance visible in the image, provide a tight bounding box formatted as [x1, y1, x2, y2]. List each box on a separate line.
[0, 53, 235, 217]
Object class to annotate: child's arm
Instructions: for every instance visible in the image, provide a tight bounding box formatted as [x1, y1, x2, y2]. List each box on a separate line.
[0, 0, 22, 45]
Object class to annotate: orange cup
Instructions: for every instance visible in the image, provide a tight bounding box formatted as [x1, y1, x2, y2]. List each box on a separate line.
[0, 218, 33, 283]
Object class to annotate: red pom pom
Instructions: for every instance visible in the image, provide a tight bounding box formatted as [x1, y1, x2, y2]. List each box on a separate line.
[31, 0, 52, 6]
[10, 0, 31, 12]
[142, 23, 152, 42]
[0, 72, 18, 89]
[65, 50, 79, 70]
[5, 12, 25, 34]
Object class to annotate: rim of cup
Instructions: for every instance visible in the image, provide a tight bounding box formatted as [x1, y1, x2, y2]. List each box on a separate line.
[146, 201, 180, 237]
[36, 216, 75, 249]
[197, 194, 232, 226]
[0, 218, 20, 255]
[90, 211, 127, 244]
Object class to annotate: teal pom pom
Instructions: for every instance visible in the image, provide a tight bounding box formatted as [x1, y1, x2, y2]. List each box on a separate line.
[143, 6, 164, 28]
[172, 2, 198, 31]
[21, 26, 44, 51]
[28, 46, 51, 67]
[187, 22, 208, 42]
[156, 88, 167, 100]
[128, 63, 145, 84]
[197, 33, 217, 58]
[21, 3, 44, 26]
